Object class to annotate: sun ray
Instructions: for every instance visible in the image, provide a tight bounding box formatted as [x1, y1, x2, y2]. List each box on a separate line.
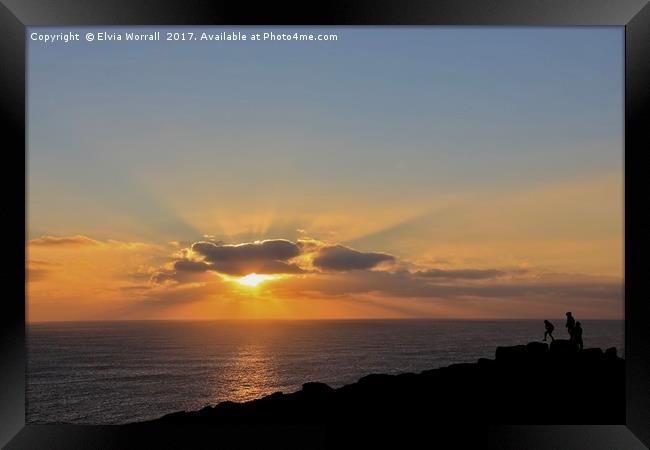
[235, 273, 276, 287]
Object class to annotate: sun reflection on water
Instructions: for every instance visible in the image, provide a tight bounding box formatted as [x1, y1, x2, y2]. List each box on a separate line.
[209, 343, 280, 403]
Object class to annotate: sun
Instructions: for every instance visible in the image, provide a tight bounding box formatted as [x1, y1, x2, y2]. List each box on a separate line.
[235, 273, 275, 287]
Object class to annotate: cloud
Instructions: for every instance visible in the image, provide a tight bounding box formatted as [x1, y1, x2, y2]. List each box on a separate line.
[191, 239, 304, 276]
[174, 259, 212, 273]
[149, 259, 216, 285]
[153, 238, 398, 283]
[27, 259, 60, 267]
[312, 245, 395, 271]
[137, 277, 236, 308]
[26, 259, 62, 282]
[414, 268, 510, 280]
[267, 268, 623, 302]
[28, 235, 146, 249]
[27, 268, 50, 282]
[118, 285, 152, 293]
[29, 235, 102, 247]
[137, 234, 622, 319]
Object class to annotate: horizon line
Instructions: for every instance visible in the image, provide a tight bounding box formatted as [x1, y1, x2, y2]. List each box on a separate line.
[27, 317, 625, 325]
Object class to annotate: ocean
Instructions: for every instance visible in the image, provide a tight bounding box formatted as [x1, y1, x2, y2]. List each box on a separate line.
[26, 319, 624, 424]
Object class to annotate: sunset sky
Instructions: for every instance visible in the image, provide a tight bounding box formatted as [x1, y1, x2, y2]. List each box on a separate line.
[27, 27, 623, 321]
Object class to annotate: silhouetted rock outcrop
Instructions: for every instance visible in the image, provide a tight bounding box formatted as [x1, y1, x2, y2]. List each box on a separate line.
[138, 342, 624, 427]
[550, 338, 579, 356]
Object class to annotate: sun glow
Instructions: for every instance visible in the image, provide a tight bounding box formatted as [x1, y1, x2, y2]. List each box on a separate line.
[235, 273, 275, 287]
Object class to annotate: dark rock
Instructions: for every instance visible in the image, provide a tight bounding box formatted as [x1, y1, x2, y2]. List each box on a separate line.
[495, 344, 527, 362]
[301, 382, 333, 395]
[550, 339, 578, 356]
[526, 341, 549, 357]
[358, 373, 393, 385]
[478, 357, 495, 366]
[396, 372, 418, 382]
[145, 341, 624, 427]
[448, 362, 475, 370]
[264, 391, 284, 400]
[580, 348, 604, 360]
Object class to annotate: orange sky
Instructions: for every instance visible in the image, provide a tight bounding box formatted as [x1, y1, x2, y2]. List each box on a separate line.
[27, 171, 623, 322]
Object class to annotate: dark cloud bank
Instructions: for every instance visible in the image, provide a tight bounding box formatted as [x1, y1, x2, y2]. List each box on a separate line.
[414, 268, 522, 280]
[154, 239, 397, 283]
[312, 245, 394, 271]
[192, 239, 303, 276]
[146, 238, 622, 310]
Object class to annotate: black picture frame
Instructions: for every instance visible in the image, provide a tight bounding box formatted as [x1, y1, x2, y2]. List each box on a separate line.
[1, 1, 648, 448]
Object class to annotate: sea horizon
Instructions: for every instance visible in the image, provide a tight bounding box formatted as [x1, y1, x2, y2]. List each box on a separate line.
[28, 317, 625, 324]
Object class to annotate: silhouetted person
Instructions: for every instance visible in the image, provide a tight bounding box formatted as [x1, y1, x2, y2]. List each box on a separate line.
[543, 320, 555, 341]
[565, 312, 576, 341]
[573, 321, 583, 350]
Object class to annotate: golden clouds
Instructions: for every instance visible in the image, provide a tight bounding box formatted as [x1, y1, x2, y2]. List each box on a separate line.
[25, 215, 624, 321]
[28, 235, 102, 247]
[28, 234, 147, 249]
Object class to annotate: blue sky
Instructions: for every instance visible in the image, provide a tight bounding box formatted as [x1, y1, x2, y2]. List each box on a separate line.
[28, 27, 623, 244]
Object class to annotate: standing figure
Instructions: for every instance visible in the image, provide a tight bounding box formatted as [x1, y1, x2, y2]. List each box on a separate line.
[565, 312, 576, 341]
[573, 321, 584, 350]
[543, 320, 555, 341]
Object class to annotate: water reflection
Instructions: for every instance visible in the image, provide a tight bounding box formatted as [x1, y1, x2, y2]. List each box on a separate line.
[210, 342, 280, 403]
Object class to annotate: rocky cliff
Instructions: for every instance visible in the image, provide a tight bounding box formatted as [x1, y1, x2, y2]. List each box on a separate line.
[141, 340, 624, 426]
